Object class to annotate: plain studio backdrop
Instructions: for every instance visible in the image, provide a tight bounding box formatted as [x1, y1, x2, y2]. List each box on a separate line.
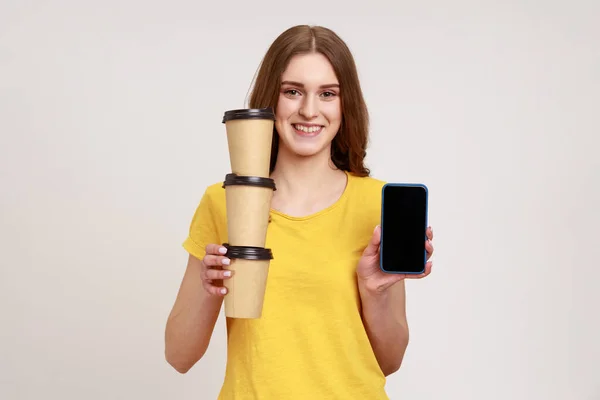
[1, 1, 599, 399]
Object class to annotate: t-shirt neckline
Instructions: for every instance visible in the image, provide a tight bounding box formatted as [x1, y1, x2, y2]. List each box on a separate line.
[269, 170, 352, 222]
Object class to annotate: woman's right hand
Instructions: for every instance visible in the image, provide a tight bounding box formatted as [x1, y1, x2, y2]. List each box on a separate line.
[200, 244, 233, 296]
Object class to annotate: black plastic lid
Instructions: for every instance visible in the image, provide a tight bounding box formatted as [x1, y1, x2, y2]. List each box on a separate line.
[222, 108, 275, 123]
[222, 173, 276, 190]
[223, 243, 274, 260]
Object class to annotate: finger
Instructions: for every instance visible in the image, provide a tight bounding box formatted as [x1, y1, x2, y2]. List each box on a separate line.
[203, 281, 228, 296]
[425, 240, 434, 260]
[426, 226, 433, 241]
[205, 243, 228, 256]
[203, 254, 230, 268]
[205, 268, 234, 281]
[363, 225, 381, 257]
[405, 261, 433, 279]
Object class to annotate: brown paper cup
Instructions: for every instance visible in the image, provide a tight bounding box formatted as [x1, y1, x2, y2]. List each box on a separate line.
[222, 108, 275, 178]
[222, 174, 276, 248]
[222, 244, 273, 319]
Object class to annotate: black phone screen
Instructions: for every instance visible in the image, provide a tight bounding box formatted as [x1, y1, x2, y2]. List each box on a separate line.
[380, 184, 428, 274]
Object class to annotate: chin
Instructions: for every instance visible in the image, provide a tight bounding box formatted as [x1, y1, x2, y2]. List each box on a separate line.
[288, 143, 327, 157]
[282, 126, 335, 157]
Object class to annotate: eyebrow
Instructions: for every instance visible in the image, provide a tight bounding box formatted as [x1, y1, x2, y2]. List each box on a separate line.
[281, 80, 340, 89]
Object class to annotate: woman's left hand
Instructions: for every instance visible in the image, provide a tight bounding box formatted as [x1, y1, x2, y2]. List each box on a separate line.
[356, 225, 434, 293]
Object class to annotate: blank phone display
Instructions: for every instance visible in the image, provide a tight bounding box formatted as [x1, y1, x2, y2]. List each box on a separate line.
[381, 185, 427, 274]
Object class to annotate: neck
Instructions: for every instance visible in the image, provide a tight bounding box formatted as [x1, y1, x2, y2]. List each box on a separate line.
[270, 144, 345, 197]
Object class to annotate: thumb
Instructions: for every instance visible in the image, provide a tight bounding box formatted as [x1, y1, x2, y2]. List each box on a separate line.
[363, 225, 381, 257]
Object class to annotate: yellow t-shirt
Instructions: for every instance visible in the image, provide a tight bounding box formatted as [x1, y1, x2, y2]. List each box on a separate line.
[183, 171, 389, 400]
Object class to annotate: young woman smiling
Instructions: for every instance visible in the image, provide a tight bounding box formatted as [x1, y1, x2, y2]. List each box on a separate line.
[165, 24, 435, 400]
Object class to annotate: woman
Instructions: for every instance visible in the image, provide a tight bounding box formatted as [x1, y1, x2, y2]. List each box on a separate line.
[165, 25, 434, 399]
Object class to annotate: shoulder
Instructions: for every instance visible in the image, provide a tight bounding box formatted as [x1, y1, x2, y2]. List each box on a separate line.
[339, 172, 385, 237]
[184, 181, 227, 256]
[205, 181, 227, 211]
[347, 172, 386, 201]
[203, 181, 226, 202]
[191, 181, 226, 218]
[344, 172, 386, 215]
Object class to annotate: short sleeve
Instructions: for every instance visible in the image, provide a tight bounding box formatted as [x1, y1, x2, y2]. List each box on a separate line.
[182, 187, 221, 261]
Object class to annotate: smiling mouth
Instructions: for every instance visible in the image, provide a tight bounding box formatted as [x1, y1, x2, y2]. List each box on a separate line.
[293, 123, 324, 136]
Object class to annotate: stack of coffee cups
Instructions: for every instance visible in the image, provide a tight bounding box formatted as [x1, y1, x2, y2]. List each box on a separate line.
[220, 108, 277, 319]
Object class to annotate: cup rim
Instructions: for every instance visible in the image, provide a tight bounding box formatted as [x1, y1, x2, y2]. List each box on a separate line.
[222, 243, 273, 260]
[222, 173, 276, 190]
[222, 108, 275, 123]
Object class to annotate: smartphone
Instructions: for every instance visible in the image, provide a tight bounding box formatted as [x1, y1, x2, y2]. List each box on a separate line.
[380, 183, 429, 274]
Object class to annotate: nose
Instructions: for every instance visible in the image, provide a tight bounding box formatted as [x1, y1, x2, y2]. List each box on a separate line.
[299, 96, 318, 119]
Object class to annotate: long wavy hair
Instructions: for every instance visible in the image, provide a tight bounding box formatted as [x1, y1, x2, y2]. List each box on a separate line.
[247, 25, 371, 177]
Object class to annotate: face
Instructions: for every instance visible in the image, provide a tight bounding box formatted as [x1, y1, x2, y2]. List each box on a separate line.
[274, 52, 342, 158]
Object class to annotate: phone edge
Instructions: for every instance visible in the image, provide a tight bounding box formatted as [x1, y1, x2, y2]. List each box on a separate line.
[379, 183, 429, 275]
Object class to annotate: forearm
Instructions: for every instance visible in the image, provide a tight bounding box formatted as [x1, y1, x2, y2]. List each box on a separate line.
[165, 259, 223, 373]
[166, 292, 222, 370]
[359, 281, 409, 376]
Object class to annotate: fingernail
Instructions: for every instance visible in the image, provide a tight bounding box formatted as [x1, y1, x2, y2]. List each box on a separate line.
[223, 270, 231, 277]
[219, 247, 227, 254]
[222, 258, 230, 265]
[220, 288, 227, 294]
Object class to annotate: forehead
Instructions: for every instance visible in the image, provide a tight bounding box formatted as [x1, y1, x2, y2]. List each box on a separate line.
[281, 53, 338, 85]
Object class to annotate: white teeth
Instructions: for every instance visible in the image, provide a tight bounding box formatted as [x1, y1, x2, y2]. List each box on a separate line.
[294, 124, 322, 133]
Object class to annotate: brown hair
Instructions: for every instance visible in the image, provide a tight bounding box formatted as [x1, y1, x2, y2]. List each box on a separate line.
[247, 25, 370, 177]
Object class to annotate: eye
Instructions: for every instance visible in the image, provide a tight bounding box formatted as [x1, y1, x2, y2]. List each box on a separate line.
[320, 91, 337, 98]
[284, 89, 300, 96]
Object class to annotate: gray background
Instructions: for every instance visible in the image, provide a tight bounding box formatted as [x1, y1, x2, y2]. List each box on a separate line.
[1, 1, 598, 399]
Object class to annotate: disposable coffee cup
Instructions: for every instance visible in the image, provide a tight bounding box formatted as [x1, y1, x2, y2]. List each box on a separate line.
[222, 244, 273, 319]
[222, 173, 276, 248]
[222, 108, 275, 178]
